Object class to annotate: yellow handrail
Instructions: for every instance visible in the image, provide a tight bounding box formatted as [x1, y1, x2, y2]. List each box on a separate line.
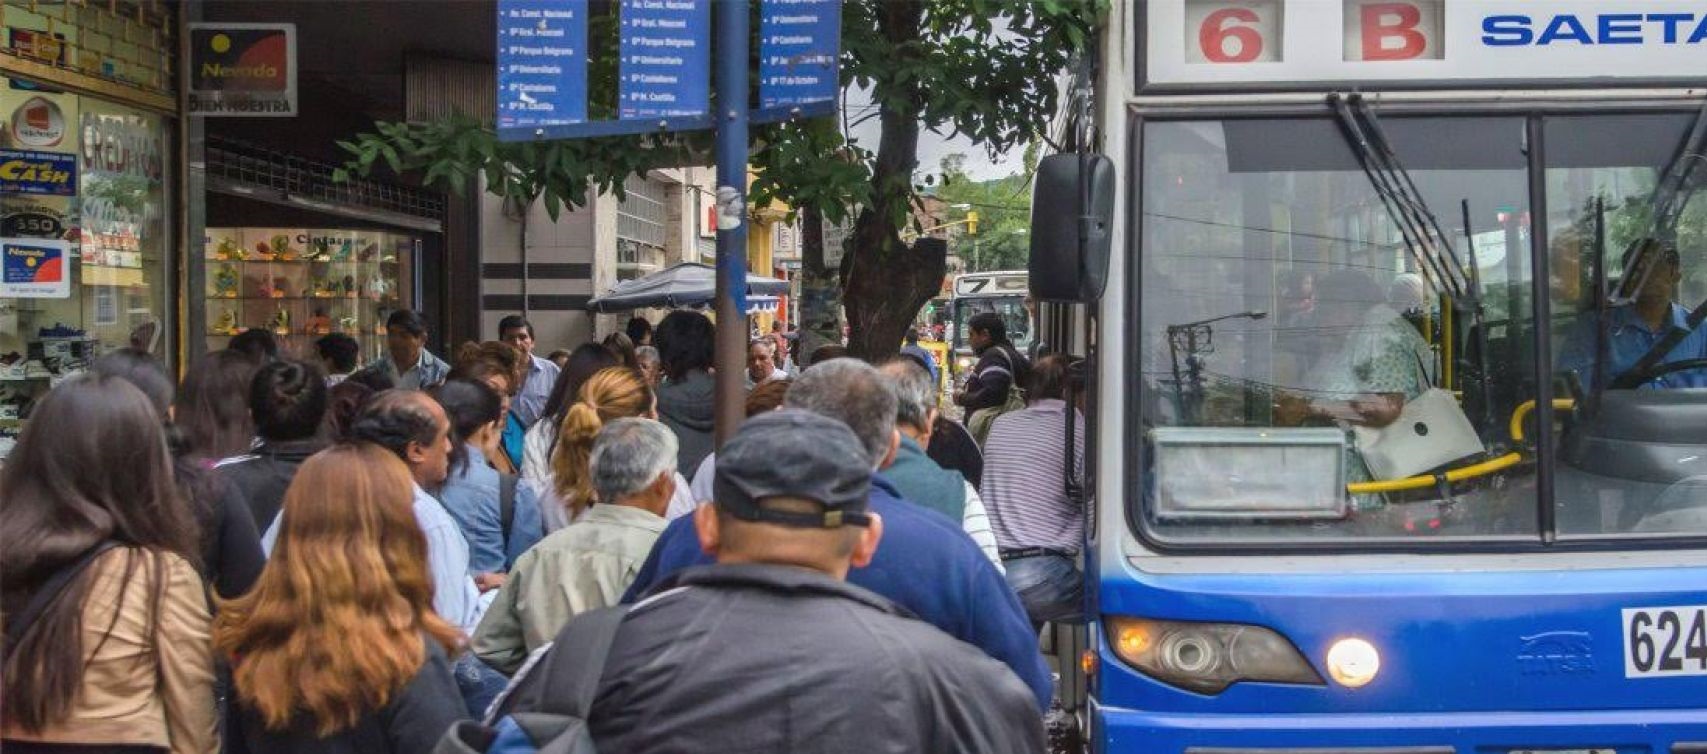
[1344, 398, 1575, 495]
[1508, 399, 1576, 443]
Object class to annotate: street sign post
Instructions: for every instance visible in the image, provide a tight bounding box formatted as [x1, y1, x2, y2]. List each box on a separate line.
[493, 0, 841, 445]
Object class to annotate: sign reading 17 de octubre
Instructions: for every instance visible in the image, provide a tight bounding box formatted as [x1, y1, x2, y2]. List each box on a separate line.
[498, 0, 589, 130]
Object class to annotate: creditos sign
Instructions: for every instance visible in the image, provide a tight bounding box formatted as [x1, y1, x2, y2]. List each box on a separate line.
[1144, 0, 1707, 89]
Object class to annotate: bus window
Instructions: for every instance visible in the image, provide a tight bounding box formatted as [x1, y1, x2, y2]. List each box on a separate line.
[1545, 111, 1707, 537]
[954, 296, 1033, 354]
[1138, 116, 1538, 544]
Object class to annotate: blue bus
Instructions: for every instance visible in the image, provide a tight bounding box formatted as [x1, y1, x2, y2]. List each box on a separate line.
[1033, 1, 1707, 750]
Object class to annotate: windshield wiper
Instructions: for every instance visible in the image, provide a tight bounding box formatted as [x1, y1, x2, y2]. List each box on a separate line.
[1328, 93, 1470, 302]
[1609, 98, 1707, 307]
[1329, 93, 1497, 439]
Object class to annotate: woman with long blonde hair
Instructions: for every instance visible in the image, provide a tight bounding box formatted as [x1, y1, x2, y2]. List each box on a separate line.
[542, 366, 696, 529]
[213, 443, 465, 753]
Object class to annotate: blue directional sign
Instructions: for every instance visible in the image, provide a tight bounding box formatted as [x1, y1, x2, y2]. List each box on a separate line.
[497, 0, 588, 130]
[618, 0, 711, 121]
[758, 0, 840, 111]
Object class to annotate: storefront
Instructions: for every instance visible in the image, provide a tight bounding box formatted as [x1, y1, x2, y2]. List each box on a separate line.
[203, 226, 416, 362]
[0, 2, 457, 460]
[0, 0, 176, 460]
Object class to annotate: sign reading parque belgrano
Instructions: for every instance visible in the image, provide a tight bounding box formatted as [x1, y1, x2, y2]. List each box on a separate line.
[1144, 0, 1707, 88]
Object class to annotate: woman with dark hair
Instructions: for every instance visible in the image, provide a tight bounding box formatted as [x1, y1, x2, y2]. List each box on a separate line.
[0, 374, 217, 753]
[322, 380, 375, 441]
[433, 379, 543, 577]
[214, 443, 467, 753]
[521, 342, 619, 484]
[653, 309, 717, 476]
[177, 349, 262, 462]
[218, 359, 330, 537]
[90, 350, 264, 600]
[450, 341, 528, 473]
[625, 315, 653, 346]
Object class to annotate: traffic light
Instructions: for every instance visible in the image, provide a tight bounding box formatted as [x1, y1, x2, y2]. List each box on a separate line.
[966, 210, 979, 235]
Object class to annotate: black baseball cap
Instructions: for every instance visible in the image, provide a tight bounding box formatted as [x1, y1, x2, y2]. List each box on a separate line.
[713, 409, 873, 528]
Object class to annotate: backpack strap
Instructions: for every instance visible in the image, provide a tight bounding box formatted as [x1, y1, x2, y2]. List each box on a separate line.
[3, 540, 120, 660]
[499, 473, 519, 546]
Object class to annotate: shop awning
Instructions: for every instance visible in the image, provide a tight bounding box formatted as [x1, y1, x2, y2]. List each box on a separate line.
[586, 262, 790, 313]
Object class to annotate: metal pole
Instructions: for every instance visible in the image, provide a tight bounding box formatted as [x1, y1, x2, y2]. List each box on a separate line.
[712, 0, 750, 447]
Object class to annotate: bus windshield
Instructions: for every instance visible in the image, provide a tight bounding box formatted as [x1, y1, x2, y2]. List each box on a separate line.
[1136, 112, 1707, 546]
[954, 296, 1033, 355]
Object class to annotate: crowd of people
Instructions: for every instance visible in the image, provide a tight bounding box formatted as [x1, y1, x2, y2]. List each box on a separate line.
[0, 304, 1086, 754]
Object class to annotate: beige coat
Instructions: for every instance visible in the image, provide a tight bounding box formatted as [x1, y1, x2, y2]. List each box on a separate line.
[1, 548, 218, 754]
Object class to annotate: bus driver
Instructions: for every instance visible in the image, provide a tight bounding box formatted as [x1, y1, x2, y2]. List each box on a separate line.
[1557, 239, 1707, 391]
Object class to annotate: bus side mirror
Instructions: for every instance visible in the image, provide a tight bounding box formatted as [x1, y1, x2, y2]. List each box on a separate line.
[1029, 152, 1114, 303]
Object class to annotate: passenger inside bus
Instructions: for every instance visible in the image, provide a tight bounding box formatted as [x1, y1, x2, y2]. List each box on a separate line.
[1556, 239, 1707, 391]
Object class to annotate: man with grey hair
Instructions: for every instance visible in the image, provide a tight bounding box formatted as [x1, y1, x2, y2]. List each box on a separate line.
[472, 417, 676, 674]
[621, 357, 1054, 710]
[877, 358, 1003, 570]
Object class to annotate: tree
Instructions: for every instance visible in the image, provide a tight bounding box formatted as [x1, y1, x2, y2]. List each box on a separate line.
[337, 0, 1100, 360]
[931, 151, 1034, 273]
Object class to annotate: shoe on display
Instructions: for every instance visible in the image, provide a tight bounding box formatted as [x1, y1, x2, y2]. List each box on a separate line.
[23, 360, 51, 380]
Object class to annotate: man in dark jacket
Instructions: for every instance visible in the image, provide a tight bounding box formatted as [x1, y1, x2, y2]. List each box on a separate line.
[588, 410, 1044, 753]
[954, 311, 1030, 413]
[653, 310, 717, 476]
[218, 359, 328, 533]
[622, 359, 1052, 709]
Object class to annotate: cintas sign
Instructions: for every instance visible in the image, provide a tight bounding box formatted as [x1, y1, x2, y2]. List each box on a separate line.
[1145, 0, 1707, 89]
[186, 23, 297, 117]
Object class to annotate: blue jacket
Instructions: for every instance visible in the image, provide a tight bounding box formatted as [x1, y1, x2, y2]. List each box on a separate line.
[622, 475, 1053, 710]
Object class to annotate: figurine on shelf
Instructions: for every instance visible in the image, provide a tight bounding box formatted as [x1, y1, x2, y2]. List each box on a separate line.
[305, 238, 331, 262]
[342, 274, 356, 297]
[259, 277, 283, 299]
[367, 277, 392, 301]
[307, 307, 332, 335]
[270, 307, 291, 334]
[213, 264, 240, 297]
[356, 242, 378, 262]
[272, 234, 296, 261]
[214, 309, 240, 335]
[337, 316, 359, 333]
[308, 276, 333, 298]
[213, 237, 244, 261]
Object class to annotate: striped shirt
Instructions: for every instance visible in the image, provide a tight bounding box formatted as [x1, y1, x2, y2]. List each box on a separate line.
[981, 399, 1086, 553]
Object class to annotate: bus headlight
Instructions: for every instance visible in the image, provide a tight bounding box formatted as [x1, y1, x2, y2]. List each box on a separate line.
[1105, 617, 1324, 694]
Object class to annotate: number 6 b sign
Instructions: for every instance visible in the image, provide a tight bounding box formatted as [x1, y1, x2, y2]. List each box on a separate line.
[1185, 0, 1444, 64]
[1151, 0, 1707, 89]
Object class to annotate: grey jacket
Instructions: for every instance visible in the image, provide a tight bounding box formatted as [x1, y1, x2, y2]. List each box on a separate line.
[588, 563, 1045, 754]
[655, 369, 715, 476]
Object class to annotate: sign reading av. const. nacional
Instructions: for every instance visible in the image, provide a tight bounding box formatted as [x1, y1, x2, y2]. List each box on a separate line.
[1145, 0, 1707, 89]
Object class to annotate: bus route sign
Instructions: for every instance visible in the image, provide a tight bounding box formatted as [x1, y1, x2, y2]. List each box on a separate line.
[1145, 0, 1707, 89]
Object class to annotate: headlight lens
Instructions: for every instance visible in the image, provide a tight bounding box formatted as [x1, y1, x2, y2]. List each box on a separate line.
[1104, 616, 1324, 694]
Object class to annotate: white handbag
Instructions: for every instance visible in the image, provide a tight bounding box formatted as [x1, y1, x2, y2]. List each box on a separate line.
[1352, 387, 1485, 481]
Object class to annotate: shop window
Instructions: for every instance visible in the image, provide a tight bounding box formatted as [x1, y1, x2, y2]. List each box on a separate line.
[0, 80, 168, 461]
[204, 228, 416, 366]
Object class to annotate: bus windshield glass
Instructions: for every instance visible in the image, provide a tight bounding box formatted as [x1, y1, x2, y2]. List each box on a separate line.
[1137, 112, 1707, 546]
[955, 296, 1033, 354]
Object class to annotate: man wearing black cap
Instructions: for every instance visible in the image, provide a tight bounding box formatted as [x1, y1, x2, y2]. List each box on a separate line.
[621, 358, 1052, 710]
[585, 410, 1044, 753]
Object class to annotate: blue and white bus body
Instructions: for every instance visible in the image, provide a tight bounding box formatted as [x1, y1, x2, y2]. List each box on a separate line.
[1080, 1, 1707, 750]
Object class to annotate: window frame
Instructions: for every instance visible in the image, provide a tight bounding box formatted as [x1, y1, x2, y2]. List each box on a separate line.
[1123, 100, 1707, 554]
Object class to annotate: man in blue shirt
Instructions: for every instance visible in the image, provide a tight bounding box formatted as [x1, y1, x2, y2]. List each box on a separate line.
[622, 359, 1054, 710]
[1559, 241, 1707, 391]
[500, 314, 561, 428]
